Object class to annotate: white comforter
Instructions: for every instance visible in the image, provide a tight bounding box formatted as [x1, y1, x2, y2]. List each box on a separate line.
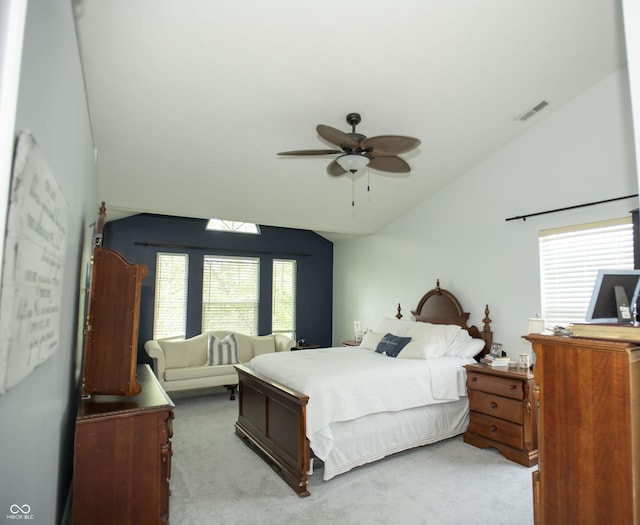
[247, 347, 472, 459]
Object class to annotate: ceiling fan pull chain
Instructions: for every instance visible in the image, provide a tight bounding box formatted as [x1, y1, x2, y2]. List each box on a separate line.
[352, 172, 355, 206]
[367, 168, 370, 192]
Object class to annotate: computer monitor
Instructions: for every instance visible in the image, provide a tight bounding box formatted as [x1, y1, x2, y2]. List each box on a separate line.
[585, 269, 640, 324]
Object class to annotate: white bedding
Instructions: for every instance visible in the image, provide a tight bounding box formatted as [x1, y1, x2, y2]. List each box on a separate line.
[321, 398, 469, 480]
[247, 347, 474, 463]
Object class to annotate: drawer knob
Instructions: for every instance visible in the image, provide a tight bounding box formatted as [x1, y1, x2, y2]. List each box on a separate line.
[470, 376, 477, 382]
[490, 425, 498, 434]
[490, 401, 498, 409]
[510, 384, 517, 390]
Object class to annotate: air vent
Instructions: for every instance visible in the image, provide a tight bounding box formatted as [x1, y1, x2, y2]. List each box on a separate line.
[516, 100, 550, 121]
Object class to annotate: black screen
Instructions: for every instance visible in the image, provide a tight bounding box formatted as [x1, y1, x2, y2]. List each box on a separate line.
[589, 273, 640, 320]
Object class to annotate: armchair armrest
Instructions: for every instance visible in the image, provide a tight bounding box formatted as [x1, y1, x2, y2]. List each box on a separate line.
[144, 340, 166, 378]
[273, 334, 295, 352]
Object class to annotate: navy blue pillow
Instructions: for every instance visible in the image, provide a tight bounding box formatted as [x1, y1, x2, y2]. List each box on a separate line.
[375, 333, 412, 358]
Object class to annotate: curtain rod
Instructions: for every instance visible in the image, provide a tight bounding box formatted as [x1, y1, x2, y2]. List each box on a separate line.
[505, 194, 639, 222]
[134, 241, 311, 257]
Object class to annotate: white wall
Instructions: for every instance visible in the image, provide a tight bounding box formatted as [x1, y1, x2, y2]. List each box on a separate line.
[333, 68, 638, 359]
[0, 0, 97, 522]
[0, 0, 27, 273]
[622, 0, 640, 195]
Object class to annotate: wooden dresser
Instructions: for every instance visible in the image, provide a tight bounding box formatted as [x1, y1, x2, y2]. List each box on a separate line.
[73, 365, 175, 525]
[526, 334, 640, 525]
[464, 362, 538, 467]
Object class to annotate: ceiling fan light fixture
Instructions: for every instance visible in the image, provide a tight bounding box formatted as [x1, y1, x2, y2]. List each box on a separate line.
[336, 153, 370, 173]
[278, 113, 420, 184]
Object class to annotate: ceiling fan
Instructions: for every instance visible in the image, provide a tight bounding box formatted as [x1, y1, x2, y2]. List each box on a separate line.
[277, 113, 421, 176]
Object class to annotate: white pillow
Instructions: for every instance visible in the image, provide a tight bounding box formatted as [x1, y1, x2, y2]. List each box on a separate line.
[405, 322, 461, 358]
[360, 331, 384, 350]
[450, 338, 486, 359]
[376, 317, 415, 337]
[252, 335, 276, 356]
[161, 333, 208, 368]
[444, 329, 472, 356]
[444, 329, 486, 358]
[397, 340, 429, 359]
[162, 343, 191, 369]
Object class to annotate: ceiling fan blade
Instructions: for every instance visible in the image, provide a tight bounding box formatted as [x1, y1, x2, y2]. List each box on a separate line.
[361, 135, 421, 156]
[317, 125, 360, 149]
[368, 155, 411, 173]
[278, 149, 343, 156]
[327, 159, 347, 176]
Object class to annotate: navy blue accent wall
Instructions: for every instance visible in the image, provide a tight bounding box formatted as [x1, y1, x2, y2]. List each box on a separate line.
[102, 214, 333, 365]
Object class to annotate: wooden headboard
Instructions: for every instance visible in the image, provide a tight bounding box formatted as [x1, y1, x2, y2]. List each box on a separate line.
[398, 279, 493, 360]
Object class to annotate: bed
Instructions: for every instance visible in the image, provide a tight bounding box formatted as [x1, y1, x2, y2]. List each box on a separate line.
[234, 281, 493, 497]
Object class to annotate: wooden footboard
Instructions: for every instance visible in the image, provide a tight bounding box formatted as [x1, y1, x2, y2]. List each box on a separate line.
[234, 364, 311, 497]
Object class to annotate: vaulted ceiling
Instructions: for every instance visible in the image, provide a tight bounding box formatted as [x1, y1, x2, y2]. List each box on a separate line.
[71, 0, 627, 237]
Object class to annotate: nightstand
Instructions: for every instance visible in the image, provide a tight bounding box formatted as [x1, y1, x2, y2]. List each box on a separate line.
[291, 344, 321, 351]
[342, 340, 360, 347]
[463, 362, 538, 467]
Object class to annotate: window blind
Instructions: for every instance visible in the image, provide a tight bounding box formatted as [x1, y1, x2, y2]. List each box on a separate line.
[539, 218, 634, 326]
[272, 259, 296, 339]
[202, 255, 259, 334]
[153, 253, 188, 339]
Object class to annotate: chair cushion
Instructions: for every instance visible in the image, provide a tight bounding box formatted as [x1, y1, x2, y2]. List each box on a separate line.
[233, 333, 254, 362]
[375, 333, 412, 357]
[205, 331, 254, 362]
[208, 333, 239, 365]
[252, 335, 275, 356]
[164, 364, 237, 381]
[159, 333, 208, 369]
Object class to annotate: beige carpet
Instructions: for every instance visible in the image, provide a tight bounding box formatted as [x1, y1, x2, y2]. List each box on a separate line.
[168, 387, 535, 525]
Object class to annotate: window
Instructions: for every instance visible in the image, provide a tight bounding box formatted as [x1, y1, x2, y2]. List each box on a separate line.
[539, 218, 634, 326]
[272, 259, 296, 339]
[153, 253, 188, 339]
[202, 255, 259, 334]
[205, 219, 260, 234]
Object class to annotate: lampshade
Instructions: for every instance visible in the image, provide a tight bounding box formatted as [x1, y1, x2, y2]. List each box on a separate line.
[336, 153, 370, 173]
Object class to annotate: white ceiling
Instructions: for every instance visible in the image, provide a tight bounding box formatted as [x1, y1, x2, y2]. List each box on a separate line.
[71, 0, 627, 238]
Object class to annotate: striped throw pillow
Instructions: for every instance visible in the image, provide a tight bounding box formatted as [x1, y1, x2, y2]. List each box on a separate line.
[208, 334, 239, 366]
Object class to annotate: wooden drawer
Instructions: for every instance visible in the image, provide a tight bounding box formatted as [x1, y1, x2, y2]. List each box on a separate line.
[467, 371, 524, 400]
[468, 390, 523, 424]
[467, 412, 524, 450]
